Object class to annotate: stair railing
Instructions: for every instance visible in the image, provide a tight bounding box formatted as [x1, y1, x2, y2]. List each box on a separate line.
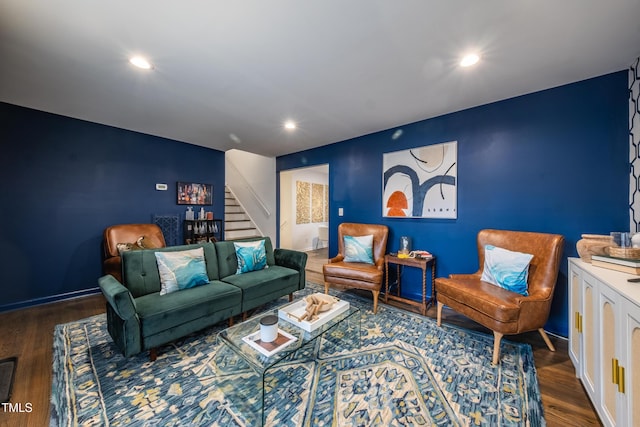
[226, 160, 271, 218]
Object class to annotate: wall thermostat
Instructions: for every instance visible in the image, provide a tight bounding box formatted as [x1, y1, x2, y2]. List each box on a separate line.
[156, 183, 168, 191]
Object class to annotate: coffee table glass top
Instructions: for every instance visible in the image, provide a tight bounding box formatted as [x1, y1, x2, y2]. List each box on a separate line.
[218, 300, 360, 372]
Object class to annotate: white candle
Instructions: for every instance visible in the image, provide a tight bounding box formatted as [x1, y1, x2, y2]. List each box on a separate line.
[259, 315, 278, 343]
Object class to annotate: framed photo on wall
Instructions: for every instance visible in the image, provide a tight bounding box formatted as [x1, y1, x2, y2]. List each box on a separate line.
[177, 182, 213, 205]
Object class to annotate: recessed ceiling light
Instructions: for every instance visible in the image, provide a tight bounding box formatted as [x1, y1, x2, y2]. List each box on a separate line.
[460, 54, 480, 67]
[284, 121, 296, 130]
[129, 56, 153, 70]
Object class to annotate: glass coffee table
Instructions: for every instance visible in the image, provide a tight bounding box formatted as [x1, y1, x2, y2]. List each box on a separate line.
[212, 299, 361, 426]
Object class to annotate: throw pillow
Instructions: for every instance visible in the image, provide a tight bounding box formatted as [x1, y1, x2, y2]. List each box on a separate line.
[480, 245, 534, 296]
[117, 241, 144, 255]
[234, 240, 268, 274]
[137, 236, 158, 249]
[343, 234, 374, 264]
[116, 236, 158, 255]
[116, 243, 134, 255]
[155, 247, 210, 295]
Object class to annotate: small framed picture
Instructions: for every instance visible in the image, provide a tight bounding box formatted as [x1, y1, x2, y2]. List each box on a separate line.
[177, 182, 213, 205]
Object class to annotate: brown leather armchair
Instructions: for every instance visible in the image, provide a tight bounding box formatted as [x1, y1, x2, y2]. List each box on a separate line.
[323, 223, 389, 313]
[103, 224, 166, 282]
[435, 229, 564, 365]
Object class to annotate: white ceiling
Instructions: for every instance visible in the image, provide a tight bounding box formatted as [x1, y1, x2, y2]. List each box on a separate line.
[1, 1, 639, 157]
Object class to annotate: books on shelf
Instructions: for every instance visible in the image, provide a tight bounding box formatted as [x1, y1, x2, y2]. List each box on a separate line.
[591, 255, 640, 275]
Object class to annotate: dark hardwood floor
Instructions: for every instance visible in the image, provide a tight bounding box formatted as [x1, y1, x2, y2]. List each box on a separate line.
[0, 294, 106, 427]
[0, 251, 601, 426]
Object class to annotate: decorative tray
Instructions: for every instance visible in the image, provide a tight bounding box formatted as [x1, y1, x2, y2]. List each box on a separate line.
[278, 294, 350, 332]
[608, 246, 640, 260]
[241, 328, 297, 357]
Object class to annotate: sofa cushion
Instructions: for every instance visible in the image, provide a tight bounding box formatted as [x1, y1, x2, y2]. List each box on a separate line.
[135, 280, 241, 337]
[323, 261, 382, 283]
[155, 247, 210, 295]
[123, 242, 219, 298]
[216, 237, 276, 279]
[436, 277, 521, 323]
[234, 240, 268, 274]
[221, 265, 298, 310]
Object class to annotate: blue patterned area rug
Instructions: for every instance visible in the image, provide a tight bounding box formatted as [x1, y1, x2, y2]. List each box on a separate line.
[50, 283, 545, 426]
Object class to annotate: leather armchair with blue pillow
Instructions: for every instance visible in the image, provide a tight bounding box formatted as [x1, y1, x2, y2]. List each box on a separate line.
[435, 229, 564, 365]
[323, 222, 389, 314]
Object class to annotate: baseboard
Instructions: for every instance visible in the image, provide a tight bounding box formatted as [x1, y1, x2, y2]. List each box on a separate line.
[0, 287, 101, 313]
[545, 330, 568, 341]
[304, 245, 328, 252]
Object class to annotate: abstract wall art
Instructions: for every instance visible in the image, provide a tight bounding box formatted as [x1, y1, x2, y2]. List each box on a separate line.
[383, 141, 457, 218]
[296, 180, 328, 224]
[296, 181, 311, 224]
[312, 183, 325, 222]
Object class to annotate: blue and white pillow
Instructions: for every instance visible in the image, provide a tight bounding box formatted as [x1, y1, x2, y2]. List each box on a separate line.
[343, 234, 374, 264]
[155, 247, 210, 295]
[234, 240, 268, 274]
[481, 245, 534, 296]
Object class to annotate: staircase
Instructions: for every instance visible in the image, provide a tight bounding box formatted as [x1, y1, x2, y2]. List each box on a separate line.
[224, 186, 262, 240]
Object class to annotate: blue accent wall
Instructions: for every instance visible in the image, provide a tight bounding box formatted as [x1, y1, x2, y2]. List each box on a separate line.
[0, 103, 225, 311]
[277, 71, 629, 337]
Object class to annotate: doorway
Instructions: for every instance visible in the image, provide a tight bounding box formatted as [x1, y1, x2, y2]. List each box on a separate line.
[279, 164, 329, 284]
[279, 164, 329, 252]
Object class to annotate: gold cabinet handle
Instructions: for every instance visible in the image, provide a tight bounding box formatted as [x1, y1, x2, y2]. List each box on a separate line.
[612, 358, 619, 385]
[618, 365, 625, 394]
[575, 312, 583, 333]
[578, 313, 582, 333]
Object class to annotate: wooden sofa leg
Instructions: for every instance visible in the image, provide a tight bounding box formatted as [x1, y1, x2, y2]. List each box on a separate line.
[242, 312, 247, 321]
[324, 282, 330, 294]
[492, 331, 504, 365]
[371, 290, 379, 314]
[538, 328, 556, 352]
[436, 301, 443, 327]
[228, 317, 234, 327]
[289, 293, 293, 302]
[149, 348, 158, 362]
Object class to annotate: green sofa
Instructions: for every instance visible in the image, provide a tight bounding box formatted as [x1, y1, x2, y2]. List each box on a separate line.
[98, 237, 308, 360]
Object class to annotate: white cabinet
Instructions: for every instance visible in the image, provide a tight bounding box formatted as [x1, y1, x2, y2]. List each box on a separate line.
[598, 282, 620, 426]
[568, 265, 581, 369]
[568, 258, 640, 427]
[621, 298, 640, 426]
[569, 265, 598, 398]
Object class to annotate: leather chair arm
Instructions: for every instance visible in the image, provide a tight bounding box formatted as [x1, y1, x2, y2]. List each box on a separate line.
[329, 254, 344, 263]
[515, 294, 553, 331]
[449, 272, 481, 280]
[374, 258, 385, 271]
[98, 274, 137, 320]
